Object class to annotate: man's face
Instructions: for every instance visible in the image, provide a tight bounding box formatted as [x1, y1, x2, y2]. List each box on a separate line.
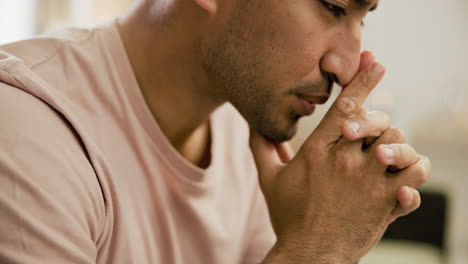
[202, 0, 378, 142]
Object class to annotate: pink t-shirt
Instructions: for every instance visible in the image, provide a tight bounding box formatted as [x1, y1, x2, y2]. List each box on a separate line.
[0, 21, 275, 264]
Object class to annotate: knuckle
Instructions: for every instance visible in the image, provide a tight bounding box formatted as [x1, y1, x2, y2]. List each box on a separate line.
[335, 96, 359, 117]
[370, 184, 387, 201]
[301, 137, 323, 155]
[355, 166, 369, 180]
[366, 111, 391, 136]
[334, 149, 353, 171]
[421, 156, 432, 174]
[403, 143, 416, 153]
[389, 143, 402, 156]
[300, 141, 324, 164]
[397, 144, 414, 159]
[386, 127, 406, 143]
[414, 165, 429, 186]
[421, 165, 431, 184]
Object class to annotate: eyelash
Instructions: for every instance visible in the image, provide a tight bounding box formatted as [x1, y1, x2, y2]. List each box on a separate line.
[320, 0, 366, 26]
[320, 0, 347, 18]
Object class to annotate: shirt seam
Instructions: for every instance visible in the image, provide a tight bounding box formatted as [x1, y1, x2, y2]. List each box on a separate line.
[29, 29, 98, 71]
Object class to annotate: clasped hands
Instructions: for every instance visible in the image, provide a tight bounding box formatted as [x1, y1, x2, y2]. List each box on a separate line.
[251, 51, 431, 263]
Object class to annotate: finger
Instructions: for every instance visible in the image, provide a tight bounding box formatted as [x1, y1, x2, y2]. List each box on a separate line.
[276, 142, 295, 164]
[366, 127, 406, 158]
[308, 52, 386, 148]
[334, 121, 365, 153]
[249, 128, 283, 190]
[375, 144, 420, 169]
[358, 50, 377, 72]
[342, 110, 391, 141]
[391, 186, 421, 219]
[390, 156, 431, 189]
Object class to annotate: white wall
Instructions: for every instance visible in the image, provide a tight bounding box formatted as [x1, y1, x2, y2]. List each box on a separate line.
[0, 0, 37, 44]
[362, 0, 468, 131]
[0, 0, 134, 44]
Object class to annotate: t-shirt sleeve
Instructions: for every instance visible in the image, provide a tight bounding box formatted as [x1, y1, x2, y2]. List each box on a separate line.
[241, 185, 276, 264]
[0, 83, 104, 263]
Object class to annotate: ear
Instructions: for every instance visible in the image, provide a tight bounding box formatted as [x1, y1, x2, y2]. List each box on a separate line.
[194, 0, 217, 14]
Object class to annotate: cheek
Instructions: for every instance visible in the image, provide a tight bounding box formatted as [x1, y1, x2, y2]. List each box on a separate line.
[265, 34, 325, 91]
[258, 5, 329, 81]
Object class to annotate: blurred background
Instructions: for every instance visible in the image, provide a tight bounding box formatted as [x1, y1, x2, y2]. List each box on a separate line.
[0, 0, 466, 263]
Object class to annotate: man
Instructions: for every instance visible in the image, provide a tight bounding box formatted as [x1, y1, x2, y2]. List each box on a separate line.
[0, 0, 430, 263]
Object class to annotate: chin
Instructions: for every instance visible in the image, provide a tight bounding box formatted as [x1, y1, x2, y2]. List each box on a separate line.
[263, 133, 294, 144]
[257, 120, 298, 143]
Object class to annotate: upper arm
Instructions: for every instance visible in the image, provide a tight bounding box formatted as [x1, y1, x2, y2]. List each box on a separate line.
[0, 82, 104, 263]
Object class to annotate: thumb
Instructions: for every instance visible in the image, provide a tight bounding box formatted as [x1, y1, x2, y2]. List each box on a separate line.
[249, 128, 283, 191]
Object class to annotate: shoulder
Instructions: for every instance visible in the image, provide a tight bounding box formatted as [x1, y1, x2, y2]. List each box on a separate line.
[0, 80, 76, 142]
[0, 27, 97, 69]
[0, 81, 104, 204]
[0, 81, 105, 247]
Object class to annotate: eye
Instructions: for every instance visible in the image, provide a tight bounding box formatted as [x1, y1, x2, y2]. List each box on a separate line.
[320, 0, 347, 18]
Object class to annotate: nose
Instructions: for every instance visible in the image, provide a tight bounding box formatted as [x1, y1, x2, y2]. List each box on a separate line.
[320, 23, 361, 87]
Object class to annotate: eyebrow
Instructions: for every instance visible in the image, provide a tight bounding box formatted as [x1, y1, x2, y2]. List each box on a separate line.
[353, 0, 379, 11]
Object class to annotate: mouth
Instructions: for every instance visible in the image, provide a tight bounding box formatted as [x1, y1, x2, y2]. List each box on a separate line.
[297, 96, 317, 116]
[295, 91, 331, 116]
[292, 74, 335, 117]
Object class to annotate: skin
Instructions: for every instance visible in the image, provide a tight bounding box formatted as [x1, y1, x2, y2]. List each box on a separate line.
[118, 0, 366, 161]
[252, 53, 430, 263]
[118, 0, 431, 262]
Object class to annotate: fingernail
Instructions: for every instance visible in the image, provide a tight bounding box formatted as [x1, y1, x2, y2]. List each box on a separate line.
[383, 146, 394, 161]
[347, 121, 360, 135]
[370, 63, 385, 78]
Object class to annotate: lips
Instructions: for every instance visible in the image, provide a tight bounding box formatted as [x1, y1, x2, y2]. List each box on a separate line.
[297, 96, 317, 116]
[295, 92, 331, 116]
[300, 93, 330, 105]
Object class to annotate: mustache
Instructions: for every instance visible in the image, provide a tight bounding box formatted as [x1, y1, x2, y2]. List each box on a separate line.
[289, 72, 336, 97]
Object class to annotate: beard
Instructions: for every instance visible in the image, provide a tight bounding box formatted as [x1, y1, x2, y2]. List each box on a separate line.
[200, 1, 330, 143]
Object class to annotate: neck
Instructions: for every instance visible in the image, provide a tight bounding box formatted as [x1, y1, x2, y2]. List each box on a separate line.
[117, 1, 223, 167]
